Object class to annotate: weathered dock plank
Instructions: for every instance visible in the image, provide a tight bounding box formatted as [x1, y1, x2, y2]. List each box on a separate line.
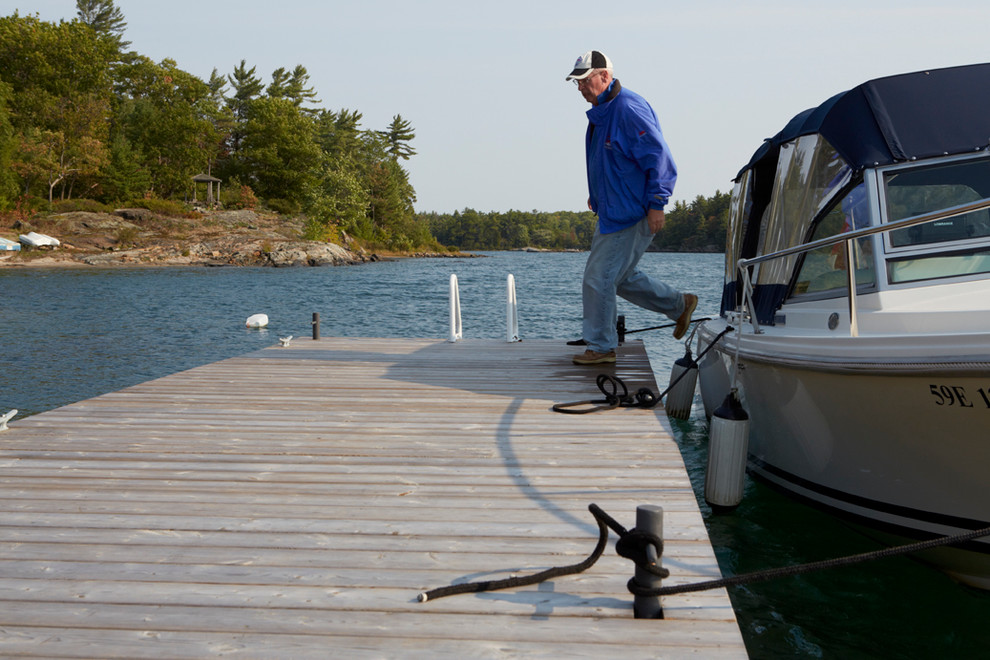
[0, 337, 746, 658]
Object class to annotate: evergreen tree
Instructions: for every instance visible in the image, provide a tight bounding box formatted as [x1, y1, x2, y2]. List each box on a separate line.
[101, 133, 150, 201]
[238, 96, 321, 204]
[113, 56, 222, 198]
[227, 60, 264, 110]
[76, 0, 130, 50]
[221, 60, 264, 179]
[380, 114, 416, 160]
[317, 108, 364, 160]
[267, 65, 318, 109]
[266, 67, 291, 99]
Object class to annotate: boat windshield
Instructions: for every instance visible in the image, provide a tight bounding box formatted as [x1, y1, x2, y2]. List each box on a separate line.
[792, 183, 876, 296]
[759, 136, 850, 284]
[883, 157, 990, 284]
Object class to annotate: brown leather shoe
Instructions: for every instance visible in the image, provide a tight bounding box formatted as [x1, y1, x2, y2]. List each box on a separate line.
[572, 349, 616, 365]
[673, 293, 698, 340]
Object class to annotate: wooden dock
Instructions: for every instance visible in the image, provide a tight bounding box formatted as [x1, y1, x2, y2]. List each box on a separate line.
[0, 337, 746, 658]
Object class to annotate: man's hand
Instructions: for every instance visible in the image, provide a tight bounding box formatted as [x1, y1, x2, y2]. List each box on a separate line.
[647, 208, 666, 233]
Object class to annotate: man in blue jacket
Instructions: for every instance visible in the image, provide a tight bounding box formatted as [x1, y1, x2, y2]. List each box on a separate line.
[567, 50, 697, 365]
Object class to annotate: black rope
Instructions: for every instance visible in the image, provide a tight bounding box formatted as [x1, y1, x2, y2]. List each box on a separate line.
[418, 504, 990, 604]
[418, 504, 612, 602]
[652, 524, 990, 597]
[552, 374, 657, 414]
[552, 325, 734, 414]
[623, 316, 712, 336]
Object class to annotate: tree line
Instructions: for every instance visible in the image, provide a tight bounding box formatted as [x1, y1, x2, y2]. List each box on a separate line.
[0, 1, 434, 251]
[420, 191, 730, 252]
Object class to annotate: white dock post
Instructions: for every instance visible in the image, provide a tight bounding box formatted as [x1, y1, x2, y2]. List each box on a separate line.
[506, 274, 520, 342]
[448, 274, 463, 342]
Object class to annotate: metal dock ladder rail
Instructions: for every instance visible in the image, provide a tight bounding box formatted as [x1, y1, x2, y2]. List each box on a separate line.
[448, 272, 522, 343]
[506, 273, 520, 343]
[448, 273, 463, 342]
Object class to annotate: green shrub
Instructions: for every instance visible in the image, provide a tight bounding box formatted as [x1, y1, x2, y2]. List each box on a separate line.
[52, 199, 111, 213]
[265, 198, 300, 216]
[224, 183, 258, 210]
[116, 226, 140, 247]
[125, 198, 188, 217]
[302, 217, 338, 242]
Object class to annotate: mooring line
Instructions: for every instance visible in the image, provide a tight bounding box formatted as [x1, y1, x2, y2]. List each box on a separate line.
[552, 324, 733, 414]
[418, 504, 990, 603]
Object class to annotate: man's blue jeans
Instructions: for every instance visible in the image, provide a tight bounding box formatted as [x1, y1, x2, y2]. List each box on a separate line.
[582, 217, 684, 353]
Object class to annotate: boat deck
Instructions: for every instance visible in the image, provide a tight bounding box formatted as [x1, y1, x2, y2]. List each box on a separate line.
[0, 337, 745, 658]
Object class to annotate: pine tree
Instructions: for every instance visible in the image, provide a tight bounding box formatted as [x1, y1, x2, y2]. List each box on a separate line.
[379, 114, 416, 161]
[76, 0, 130, 49]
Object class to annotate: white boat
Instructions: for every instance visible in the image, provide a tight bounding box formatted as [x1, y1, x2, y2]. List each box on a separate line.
[696, 63, 990, 588]
[18, 232, 60, 248]
[0, 237, 20, 251]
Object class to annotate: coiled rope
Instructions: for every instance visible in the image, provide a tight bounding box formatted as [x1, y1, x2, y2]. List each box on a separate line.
[552, 325, 734, 414]
[418, 503, 990, 603]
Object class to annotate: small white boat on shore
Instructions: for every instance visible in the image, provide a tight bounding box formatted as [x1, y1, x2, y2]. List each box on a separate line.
[696, 63, 990, 588]
[0, 237, 20, 251]
[18, 232, 60, 248]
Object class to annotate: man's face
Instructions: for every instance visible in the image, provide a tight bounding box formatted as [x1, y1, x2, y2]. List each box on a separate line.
[576, 69, 610, 105]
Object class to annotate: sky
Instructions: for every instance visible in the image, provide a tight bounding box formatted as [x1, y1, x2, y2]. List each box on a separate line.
[9, 1, 990, 214]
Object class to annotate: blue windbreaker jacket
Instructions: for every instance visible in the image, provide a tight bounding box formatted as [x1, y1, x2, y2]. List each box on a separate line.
[585, 80, 677, 234]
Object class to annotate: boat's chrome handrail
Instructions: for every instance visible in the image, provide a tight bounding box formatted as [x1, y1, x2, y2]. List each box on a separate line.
[734, 196, 990, 336]
[737, 197, 990, 269]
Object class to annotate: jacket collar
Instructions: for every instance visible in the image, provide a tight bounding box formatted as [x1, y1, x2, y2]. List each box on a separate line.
[587, 79, 622, 124]
[596, 78, 621, 105]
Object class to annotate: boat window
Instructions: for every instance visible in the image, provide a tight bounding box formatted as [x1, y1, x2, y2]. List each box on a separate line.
[756, 135, 851, 292]
[725, 172, 752, 283]
[792, 183, 876, 295]
[883, 158, 990, 283]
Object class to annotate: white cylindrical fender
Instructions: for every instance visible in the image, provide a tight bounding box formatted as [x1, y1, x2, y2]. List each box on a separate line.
[697, 335, 731, 421]
[704, 390, 750, 509]
[665, 350, 698, 419]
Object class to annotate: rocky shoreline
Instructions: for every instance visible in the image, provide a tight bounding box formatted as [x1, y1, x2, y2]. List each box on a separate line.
[0, 208, 466, 268]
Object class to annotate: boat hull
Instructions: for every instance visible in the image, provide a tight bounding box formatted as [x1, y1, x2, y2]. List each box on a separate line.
[697, 320, 990, 588]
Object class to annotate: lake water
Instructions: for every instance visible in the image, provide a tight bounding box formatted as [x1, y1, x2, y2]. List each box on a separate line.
[2, 251, 989, 657]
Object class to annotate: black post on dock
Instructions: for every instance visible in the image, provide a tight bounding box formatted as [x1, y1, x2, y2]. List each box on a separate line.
[312, 312, 320, 340]
[633, 504, 664, 619]
[617, 315, 626, 344]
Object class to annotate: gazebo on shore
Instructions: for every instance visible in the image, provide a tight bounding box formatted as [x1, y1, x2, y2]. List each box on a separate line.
[192, 173, 222, 206]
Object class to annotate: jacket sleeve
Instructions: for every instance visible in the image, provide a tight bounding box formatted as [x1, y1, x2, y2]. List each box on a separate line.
[623, 105, 677, 211]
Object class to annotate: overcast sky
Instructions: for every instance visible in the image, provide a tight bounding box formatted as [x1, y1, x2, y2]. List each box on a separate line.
[11, 1, 990, 213]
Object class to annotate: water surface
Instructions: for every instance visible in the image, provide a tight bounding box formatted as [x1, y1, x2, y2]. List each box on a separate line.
[2, 251, 987, 657]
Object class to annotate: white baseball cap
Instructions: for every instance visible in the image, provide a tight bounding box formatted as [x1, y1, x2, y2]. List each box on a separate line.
[566, 50, 613, 81]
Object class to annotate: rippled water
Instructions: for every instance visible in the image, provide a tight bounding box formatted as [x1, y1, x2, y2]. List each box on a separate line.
[2, 251, 988, 657]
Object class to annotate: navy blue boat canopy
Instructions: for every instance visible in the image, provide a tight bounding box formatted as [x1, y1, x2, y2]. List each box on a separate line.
[738, 62, 990, 181]
[723, 63, 990, 321]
